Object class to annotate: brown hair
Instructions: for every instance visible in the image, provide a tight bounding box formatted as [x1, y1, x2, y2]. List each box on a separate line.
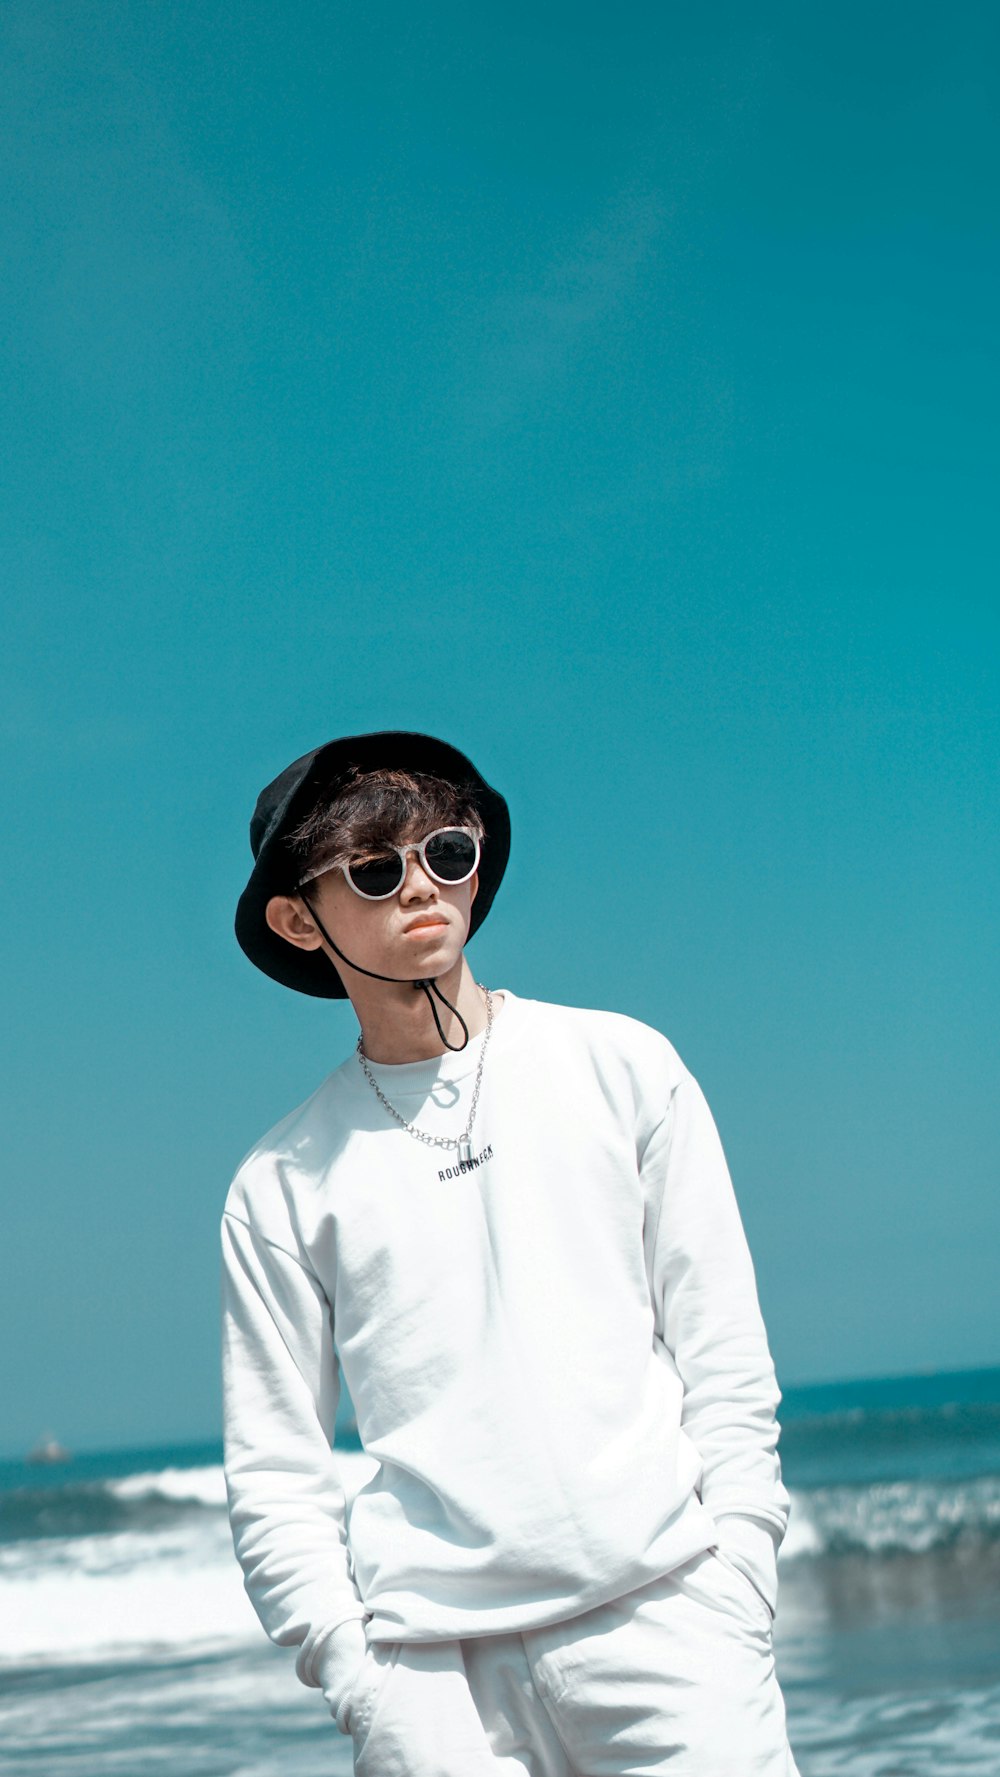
[282, 766, 485, 893]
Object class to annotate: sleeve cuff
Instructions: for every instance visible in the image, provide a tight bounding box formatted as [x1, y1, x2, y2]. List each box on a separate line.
[310, 1617, 371, 1731]
[713, 1512, 780, 1617]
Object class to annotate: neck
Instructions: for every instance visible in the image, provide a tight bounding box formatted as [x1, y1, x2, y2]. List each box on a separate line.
[353, 956, 489, 1063]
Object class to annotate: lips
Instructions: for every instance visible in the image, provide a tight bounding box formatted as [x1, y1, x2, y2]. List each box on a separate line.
[403, 916, 449, 934]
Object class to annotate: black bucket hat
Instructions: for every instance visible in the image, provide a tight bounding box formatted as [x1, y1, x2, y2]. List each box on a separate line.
[234, 730, 511, 999]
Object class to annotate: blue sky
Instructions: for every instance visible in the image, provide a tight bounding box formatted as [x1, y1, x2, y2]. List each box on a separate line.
[2, 2, 997, 1458]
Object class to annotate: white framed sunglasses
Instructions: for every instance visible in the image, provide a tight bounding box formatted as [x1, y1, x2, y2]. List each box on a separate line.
[296, 825, 482, 901]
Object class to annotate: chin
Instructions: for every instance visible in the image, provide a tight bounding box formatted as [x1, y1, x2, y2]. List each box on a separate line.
[399, 940, 461, 975]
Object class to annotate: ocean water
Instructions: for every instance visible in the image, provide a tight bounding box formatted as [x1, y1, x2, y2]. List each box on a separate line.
[2, 1367, 999, 1776]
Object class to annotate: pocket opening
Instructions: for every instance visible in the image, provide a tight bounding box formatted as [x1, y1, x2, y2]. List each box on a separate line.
[710, 1545, 775, 1630]
[350, 1641, 400, 1747]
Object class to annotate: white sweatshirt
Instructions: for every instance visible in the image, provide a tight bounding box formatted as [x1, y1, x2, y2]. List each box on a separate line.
[220, 989, 790, 1718]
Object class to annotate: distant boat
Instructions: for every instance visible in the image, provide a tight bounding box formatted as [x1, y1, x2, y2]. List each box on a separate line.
[26, 1432, 72, 1464]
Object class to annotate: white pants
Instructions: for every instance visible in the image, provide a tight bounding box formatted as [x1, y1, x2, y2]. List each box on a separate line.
[347, 1548, 801, 1776]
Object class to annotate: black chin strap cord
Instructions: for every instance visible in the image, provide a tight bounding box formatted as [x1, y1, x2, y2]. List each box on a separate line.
[299, 893, 471, 1052]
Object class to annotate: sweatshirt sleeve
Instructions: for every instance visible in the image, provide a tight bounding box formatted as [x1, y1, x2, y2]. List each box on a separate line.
[642, 1067, 791, 1552]
[220, 1209, 370, 1708]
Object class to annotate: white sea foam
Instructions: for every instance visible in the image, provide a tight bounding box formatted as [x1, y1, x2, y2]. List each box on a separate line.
[780, 1474, 1000, 1559]
[109, 1464, 229, 1507]
[101, 1450, 378, 1513]
[0, 1452, 380, 1665]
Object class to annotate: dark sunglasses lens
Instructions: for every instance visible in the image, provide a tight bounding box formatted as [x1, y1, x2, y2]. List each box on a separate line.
[424, 829, 478, 882]
[347, 855, 405, 898]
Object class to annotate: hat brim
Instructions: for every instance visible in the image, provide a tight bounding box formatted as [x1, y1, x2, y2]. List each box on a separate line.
[234, 731, 510, 999]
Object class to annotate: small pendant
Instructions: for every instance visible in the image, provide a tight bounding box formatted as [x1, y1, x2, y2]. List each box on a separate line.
[458, 1135, 472, 1166]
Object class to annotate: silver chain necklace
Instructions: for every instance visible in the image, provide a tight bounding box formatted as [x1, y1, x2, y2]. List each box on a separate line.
[356, 985, 494, 1166]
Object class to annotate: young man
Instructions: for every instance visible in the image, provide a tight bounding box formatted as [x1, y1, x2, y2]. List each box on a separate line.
[222, 728, 800, 1776]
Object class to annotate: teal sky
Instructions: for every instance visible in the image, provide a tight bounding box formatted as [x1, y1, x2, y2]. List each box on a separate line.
[2, 2, 997, 1458]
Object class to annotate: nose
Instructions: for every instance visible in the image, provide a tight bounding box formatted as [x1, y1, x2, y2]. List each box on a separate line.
[398, 849, 437, 901]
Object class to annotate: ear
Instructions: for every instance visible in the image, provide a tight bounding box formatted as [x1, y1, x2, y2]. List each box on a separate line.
[469, 871, 479, 907]
[264, 893, 326, 952]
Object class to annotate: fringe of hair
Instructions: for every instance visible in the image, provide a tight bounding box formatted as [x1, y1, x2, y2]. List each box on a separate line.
[282, 766, 485, 889]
